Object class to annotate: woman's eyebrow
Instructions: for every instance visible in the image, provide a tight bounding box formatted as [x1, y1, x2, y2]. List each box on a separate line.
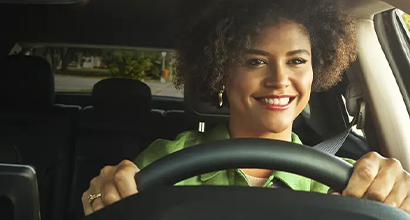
[245, 49, 311, 57]
[245, 49, 270, 56]
[287, 49, 310, 56]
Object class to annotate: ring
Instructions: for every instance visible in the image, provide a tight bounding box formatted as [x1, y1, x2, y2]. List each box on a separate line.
[88, 193, 102, 205]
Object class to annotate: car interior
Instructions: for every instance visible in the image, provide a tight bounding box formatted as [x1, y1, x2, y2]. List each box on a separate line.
[0, 0, 410, 219]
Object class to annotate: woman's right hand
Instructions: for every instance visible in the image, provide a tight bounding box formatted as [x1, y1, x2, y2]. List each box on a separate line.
[82, 160, 140, 216]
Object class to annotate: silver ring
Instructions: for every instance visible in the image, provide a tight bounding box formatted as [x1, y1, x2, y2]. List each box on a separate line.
[88, 193, 102, 205]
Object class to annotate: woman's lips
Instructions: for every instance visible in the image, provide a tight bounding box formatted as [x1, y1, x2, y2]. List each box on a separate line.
[254, 96, 296, 110]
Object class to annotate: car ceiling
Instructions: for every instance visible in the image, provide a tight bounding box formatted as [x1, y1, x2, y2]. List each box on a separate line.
[0, 0, 408, 49]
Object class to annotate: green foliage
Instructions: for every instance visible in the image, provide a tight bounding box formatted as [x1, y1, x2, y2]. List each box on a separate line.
[140, 51, 163, 79]
[147, 63, 162, 79]
[104, 50, 153, 80]
[50, 46, 173, 81]
[403, 13, 410, 32]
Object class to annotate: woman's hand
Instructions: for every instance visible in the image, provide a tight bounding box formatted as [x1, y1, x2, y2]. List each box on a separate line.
[333, 152, 410, 213]
[82, 160, 140, 216]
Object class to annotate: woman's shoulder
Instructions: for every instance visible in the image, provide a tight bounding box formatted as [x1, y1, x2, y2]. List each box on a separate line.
[134, 123, 231, 169]
[134, 129, 203, 169]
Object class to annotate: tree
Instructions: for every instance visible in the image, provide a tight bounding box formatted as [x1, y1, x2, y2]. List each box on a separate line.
[60, 47, 69, 72]
[403, 13, 410, 32]
[103, 50, 153, 80]
[138, 51, 163, 79]
[59, 47, 82, 73]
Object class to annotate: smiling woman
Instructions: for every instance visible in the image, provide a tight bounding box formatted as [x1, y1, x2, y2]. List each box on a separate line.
[82, 0, 410, 216]
[226, 22, 314, 139]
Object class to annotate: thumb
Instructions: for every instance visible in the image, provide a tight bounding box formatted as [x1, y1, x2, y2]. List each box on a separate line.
[328, 188, 342, 196]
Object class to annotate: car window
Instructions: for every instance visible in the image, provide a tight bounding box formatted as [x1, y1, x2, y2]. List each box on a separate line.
[26, 46, 183, 98]
[399, 11, 410, 36]
[390, 9, 410, 113]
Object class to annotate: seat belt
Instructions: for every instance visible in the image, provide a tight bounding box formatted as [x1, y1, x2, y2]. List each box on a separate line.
[270, 111, 361, 190]
[312, 101, 365, 155]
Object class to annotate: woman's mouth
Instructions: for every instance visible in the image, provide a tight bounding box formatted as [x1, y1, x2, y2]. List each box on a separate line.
[254, 96, 296, 110]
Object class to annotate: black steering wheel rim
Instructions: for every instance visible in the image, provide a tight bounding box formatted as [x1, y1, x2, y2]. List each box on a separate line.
[135, 138, 354, 192]
[82, 138, 410, 220]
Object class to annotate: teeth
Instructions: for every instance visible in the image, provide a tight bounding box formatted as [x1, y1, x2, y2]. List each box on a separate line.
[259, 98, 291, 105]
[279, 98, 290, 105]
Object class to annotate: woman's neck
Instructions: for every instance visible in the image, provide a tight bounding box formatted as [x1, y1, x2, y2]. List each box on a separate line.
[241, 168, 273, 178]
[228, 120, 293, 178]
[228, 120, 293, 142]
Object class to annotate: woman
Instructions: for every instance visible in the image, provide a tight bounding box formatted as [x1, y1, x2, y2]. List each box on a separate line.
[82, 0, 410, 215]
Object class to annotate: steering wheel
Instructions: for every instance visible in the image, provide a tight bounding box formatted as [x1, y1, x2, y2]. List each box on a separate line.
[81, 139, 410, 220]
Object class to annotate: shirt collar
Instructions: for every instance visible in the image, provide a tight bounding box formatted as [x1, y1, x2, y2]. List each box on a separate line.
[199, 122, 309, 189]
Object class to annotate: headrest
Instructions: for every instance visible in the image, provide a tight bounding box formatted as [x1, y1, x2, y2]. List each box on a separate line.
[0, 56, 55, 111]
[92, 78, 152, 114]
[184, 83, 229, 124]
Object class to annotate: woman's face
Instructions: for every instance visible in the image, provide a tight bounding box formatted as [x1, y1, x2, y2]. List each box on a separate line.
[226, 21, 313, 138]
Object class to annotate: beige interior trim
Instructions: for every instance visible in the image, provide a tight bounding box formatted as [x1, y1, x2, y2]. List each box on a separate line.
[354, 19, 410, 170]
[382, 0, 410, 13]
[342, 0, 409, 18]
[347, 0, 393, 19]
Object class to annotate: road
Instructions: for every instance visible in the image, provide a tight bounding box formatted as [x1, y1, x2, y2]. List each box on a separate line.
[54, 75, 183, 98]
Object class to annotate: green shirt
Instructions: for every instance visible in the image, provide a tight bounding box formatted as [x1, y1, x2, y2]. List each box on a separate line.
[135, 123, 355, 193]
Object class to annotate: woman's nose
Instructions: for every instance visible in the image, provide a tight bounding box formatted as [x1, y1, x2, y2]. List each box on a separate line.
[263, 63, 291, 88]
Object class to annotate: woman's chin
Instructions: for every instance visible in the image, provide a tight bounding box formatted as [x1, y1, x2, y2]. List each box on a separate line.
[260, 121, 292, 135]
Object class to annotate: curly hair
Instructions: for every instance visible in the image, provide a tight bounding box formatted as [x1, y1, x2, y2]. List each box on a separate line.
[173, 0, 358, 98]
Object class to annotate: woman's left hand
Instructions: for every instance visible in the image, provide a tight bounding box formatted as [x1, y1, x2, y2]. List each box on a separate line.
[333, 152, 410, 213]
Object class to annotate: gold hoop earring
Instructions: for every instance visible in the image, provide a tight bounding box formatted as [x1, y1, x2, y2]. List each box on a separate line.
[219, 85, 225, 107]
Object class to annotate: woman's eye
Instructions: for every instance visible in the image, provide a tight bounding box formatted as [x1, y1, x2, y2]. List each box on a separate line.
[247, 59, 267, 66]
[288, 58, 307, 65]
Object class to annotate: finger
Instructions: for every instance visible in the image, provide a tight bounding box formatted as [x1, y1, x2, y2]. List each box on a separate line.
[384, 181, 409, 208]
[114, 160, 140, 198]
[82, 191, 94, 216]
[399, 196, 410, 214]
[327, 188, 341, 195]
[91, 197, 105, 212]
[82, 177, 102, 215]
[363, 159, 400, 201]
[101, 180, 122, 206]
[343, 152, 380, 198]
[100, 165, 115, 178]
